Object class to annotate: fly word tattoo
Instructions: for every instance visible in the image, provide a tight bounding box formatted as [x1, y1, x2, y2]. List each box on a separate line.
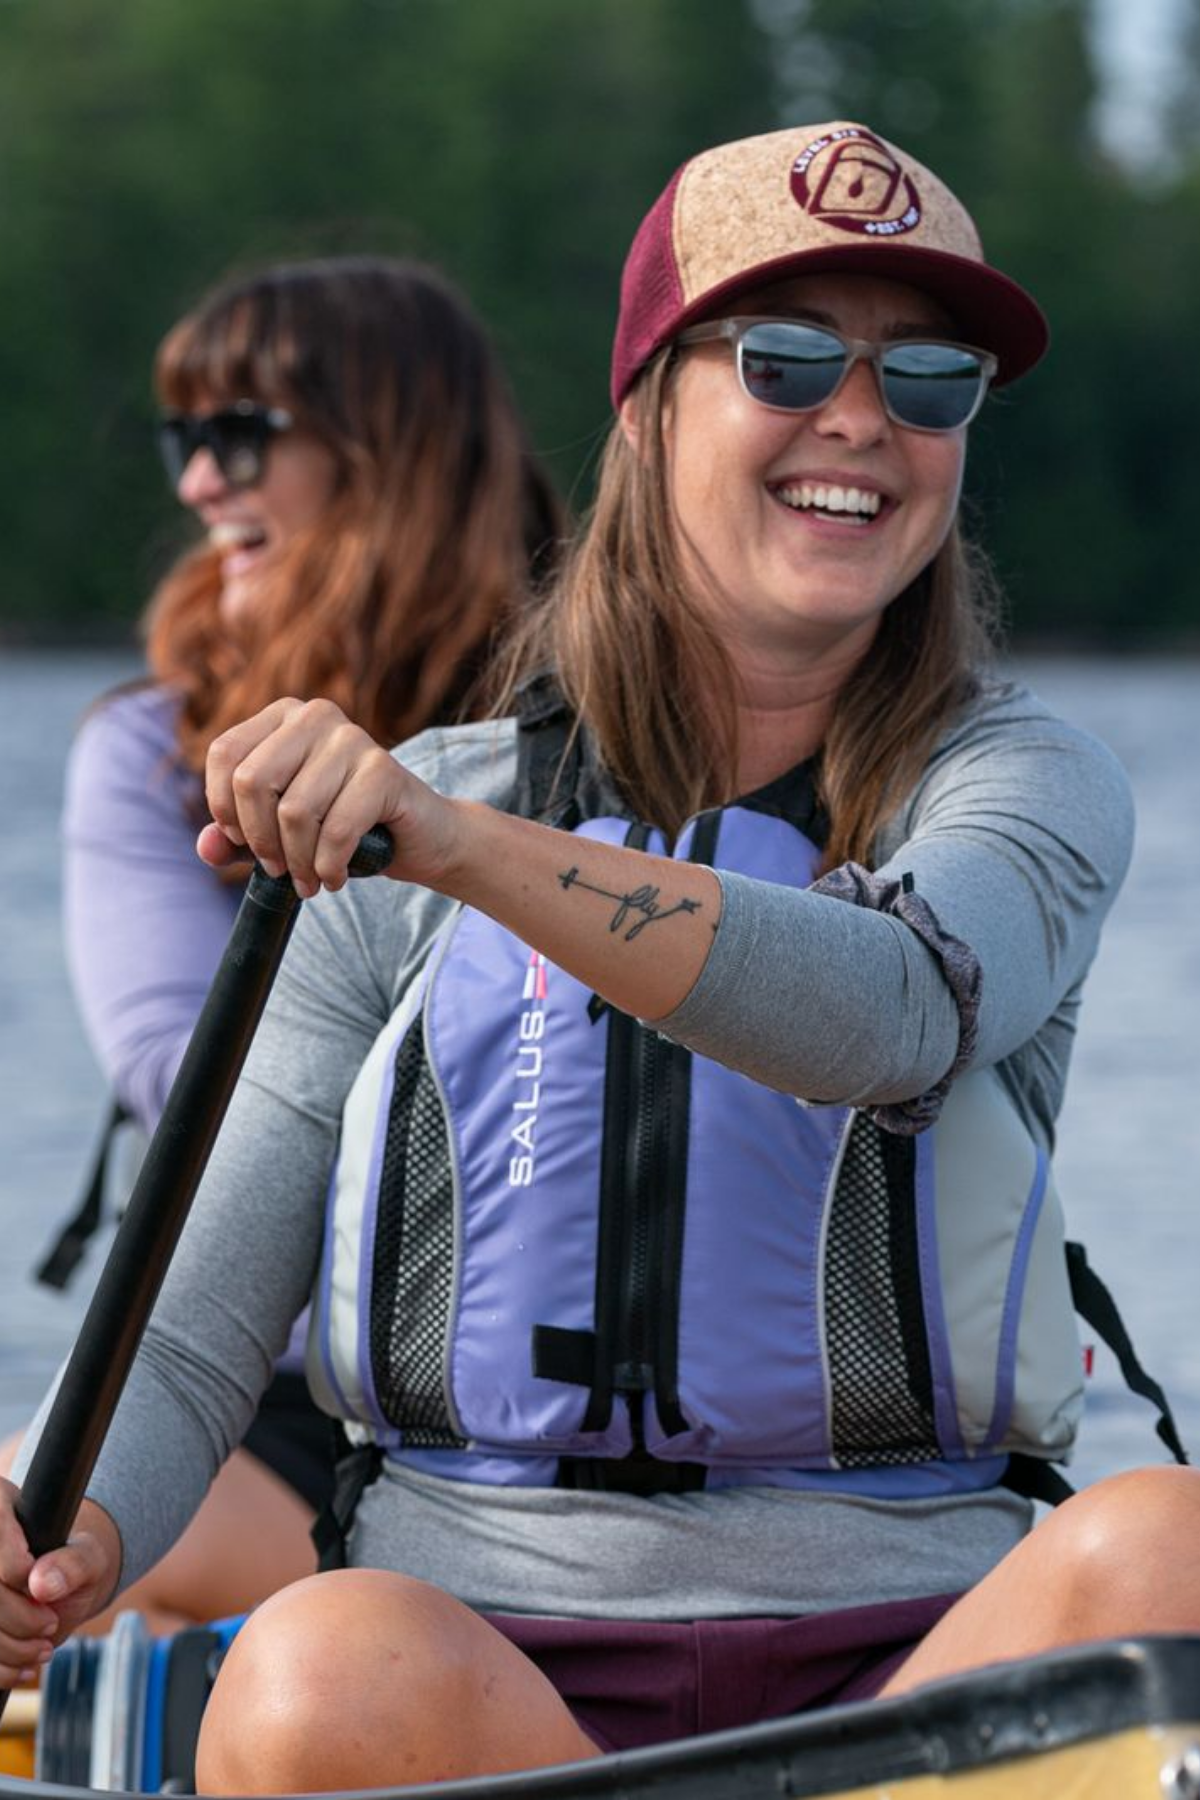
[557, 865, 703, 941]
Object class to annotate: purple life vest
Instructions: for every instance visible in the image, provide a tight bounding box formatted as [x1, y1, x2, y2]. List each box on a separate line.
[309, 702, 1185, 1530]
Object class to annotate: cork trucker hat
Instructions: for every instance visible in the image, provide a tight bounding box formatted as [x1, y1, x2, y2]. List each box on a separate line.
[611, 122, 1049, 407]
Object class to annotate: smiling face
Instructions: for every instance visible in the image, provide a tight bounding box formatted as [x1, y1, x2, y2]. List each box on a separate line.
[175, 409, 339, 624]
[643, 272, 968, 689]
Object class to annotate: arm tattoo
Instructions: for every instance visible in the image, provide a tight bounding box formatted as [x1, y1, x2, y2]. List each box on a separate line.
[557, 865, 703, 942]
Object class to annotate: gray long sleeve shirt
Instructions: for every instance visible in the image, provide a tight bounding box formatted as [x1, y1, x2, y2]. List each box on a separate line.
[24, 678, 1134, 1619]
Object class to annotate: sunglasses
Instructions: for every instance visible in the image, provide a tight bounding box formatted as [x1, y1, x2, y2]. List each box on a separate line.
[675, 317, 997, 434]
[156, 400, 295, 489]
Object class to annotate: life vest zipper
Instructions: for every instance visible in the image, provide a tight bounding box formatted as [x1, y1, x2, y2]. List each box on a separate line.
[589, 814, 719, 1448]
[586, 822, 653, 1436]
[617, 1007, 659, 1399]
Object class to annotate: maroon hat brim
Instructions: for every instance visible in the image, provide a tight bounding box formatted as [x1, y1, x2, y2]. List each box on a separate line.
[613, 242, 1048, 407]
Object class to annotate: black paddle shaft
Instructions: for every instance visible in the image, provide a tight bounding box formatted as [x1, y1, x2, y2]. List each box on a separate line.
[13, 827, 393, 1567]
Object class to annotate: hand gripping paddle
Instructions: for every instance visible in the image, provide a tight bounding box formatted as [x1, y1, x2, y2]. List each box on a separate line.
[1, 829, 392, 1719]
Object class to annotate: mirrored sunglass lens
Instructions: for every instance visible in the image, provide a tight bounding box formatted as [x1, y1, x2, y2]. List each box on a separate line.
[879, 343, 985, 430]
[739, 323, 846, 411]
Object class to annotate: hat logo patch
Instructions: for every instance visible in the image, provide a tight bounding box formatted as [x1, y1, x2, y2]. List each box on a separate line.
[790, 127, 921, 238]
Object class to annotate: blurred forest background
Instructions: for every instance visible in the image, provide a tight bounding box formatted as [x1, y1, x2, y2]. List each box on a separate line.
[0, 0, 1197, 647]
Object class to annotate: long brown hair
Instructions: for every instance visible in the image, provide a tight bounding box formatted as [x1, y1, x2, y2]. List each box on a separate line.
[497, 347, 998, 870]
[144, 257, 564, 772]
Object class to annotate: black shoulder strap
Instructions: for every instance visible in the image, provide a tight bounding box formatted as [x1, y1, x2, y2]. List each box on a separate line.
[514, 675, 828, 842]
[1066, 1239, 1189, 1465]
[34, 1094, 132, 1289]
[514, 672, 581, 825]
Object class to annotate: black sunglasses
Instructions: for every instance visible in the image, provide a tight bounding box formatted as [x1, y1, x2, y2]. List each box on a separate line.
[675, 317, 997, 434]
[156, 400, 295, 489]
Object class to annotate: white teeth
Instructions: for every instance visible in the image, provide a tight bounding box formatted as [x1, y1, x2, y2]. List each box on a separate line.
[210, 522, 266, 549]
[775, 482, 882, 519]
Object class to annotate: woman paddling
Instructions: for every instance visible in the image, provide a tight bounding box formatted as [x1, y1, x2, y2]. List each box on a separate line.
[1, 253, 562, 1635]
[4, 122, 1198, 1792]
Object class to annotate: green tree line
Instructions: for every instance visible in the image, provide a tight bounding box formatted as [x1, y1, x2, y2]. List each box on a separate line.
[0, 0, 1196, 646]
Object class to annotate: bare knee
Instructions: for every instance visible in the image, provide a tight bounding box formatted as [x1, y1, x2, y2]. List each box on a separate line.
[881, 1465, 1200, 1697]
[196, 1572, 445, 1792]
[1047, 1465, 1200, 1626]
[195, 1569, 595, 1794]
[1057, 1466, 1200, 1565]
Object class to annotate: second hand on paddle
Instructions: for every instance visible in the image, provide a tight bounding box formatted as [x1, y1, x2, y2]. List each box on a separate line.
[2, 827, 393, 1717]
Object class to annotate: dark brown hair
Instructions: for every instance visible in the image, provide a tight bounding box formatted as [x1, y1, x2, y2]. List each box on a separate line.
[144, 256, 564, 771]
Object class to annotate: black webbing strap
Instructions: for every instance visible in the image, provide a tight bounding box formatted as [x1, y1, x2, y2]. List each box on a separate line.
[311, 1437, 384, 1571]
[34, 1094, 132, 1289]
[1006, 1239, 1190, 1507]
[1066, 1239, 1189, 1465]
[557, 1447, 707, 1495]
[515, 673, 580, 826]
[1003, 1452, 1077, 1507]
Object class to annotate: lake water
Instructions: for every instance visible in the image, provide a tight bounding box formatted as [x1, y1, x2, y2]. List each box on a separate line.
[1, 647, 1198, 1489]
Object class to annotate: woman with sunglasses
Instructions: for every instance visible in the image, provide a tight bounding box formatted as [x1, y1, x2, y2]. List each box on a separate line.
[6, 123, 1199, 1789]
[0, 254, 563, 1635]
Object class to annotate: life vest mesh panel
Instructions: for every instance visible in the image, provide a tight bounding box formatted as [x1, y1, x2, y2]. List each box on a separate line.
[369, 1020, 464, 1447]
[825, 1113, 939, 1466]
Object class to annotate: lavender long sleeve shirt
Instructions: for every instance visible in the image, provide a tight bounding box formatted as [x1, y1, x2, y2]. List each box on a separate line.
[62, 685, 239, 1134]
[59, 682, 316, 1371]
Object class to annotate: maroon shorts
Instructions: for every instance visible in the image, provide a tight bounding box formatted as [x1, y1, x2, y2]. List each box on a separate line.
[485, 1593, 960, 1753]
